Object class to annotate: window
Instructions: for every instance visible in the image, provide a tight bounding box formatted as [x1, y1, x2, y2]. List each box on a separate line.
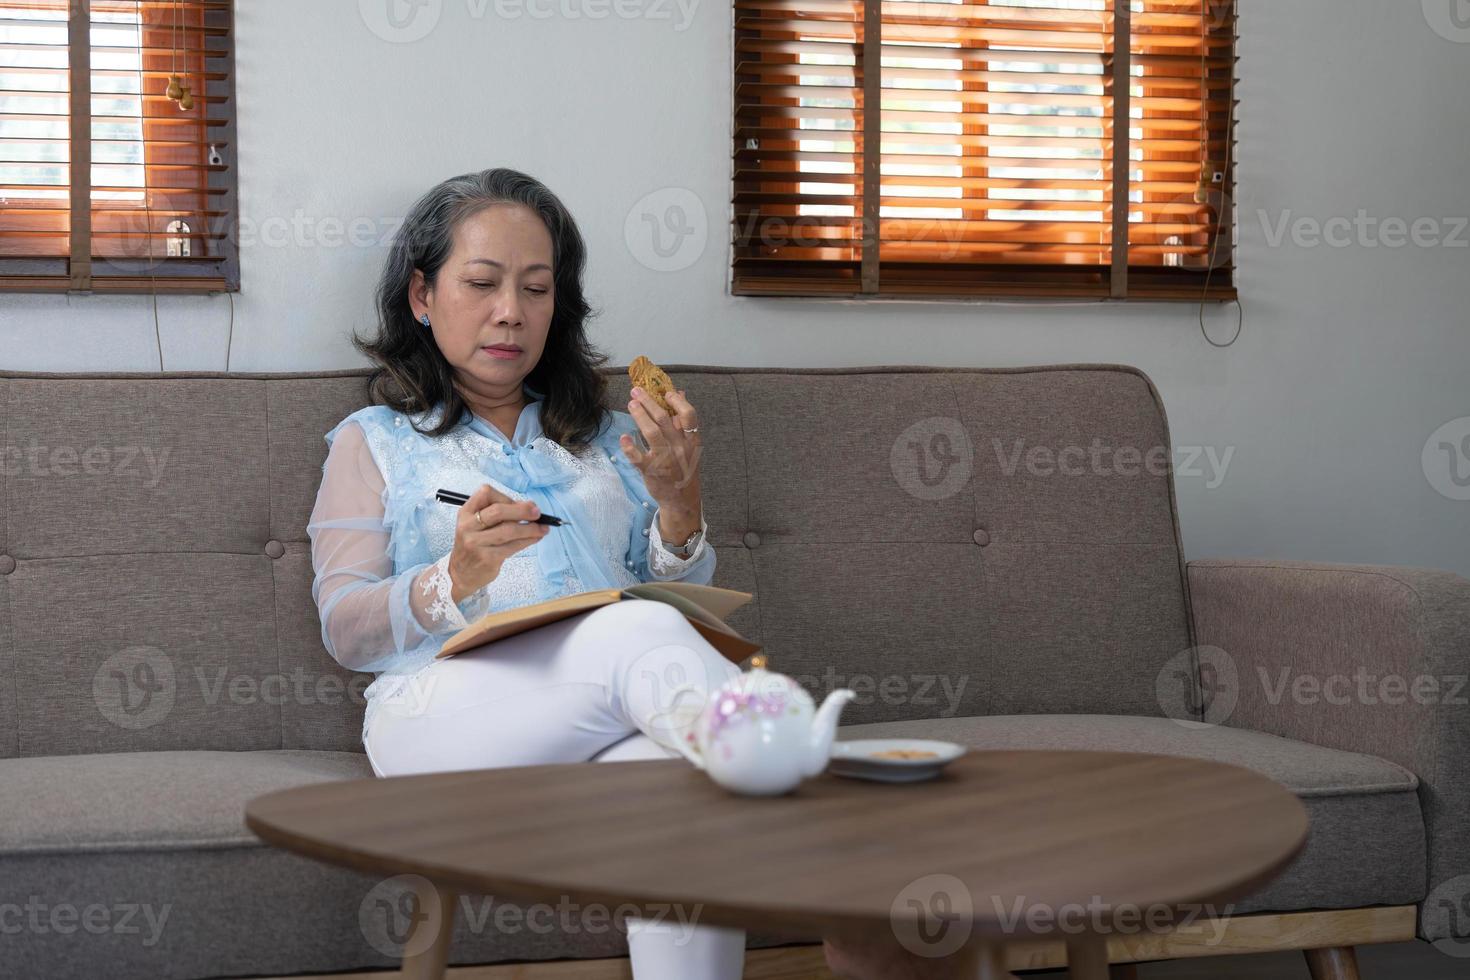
[731, 0, 1236, 300]
[0, 0, 237, 293]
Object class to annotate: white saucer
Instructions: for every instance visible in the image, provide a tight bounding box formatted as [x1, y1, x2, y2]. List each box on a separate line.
[828, 738, 968, 783]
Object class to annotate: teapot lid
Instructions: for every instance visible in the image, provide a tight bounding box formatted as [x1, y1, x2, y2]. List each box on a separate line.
[734, 653, 793, 698]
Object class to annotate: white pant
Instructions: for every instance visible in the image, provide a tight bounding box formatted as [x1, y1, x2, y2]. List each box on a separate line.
[363, 599, 747, 980]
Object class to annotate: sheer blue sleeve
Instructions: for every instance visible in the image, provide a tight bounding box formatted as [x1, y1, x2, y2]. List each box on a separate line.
[307, 419, 476, 673]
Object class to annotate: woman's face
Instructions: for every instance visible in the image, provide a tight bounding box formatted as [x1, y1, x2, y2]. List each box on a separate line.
[410, 202, 556, 396]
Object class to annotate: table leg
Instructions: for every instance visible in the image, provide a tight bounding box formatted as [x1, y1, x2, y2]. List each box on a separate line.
[1304, 946, 1361, 980]
[955, 940, 1018, 980]
[399, 879, 458, 980]
[1065, 932, 1110, 980]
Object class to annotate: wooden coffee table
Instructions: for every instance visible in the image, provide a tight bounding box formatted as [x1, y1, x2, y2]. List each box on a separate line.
[245, 750, 1308, 980]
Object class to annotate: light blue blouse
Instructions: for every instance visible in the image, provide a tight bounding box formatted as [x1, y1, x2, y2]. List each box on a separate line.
[307, 380, 714, 742]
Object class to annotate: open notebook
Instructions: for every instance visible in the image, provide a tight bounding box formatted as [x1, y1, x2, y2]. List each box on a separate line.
[435, 582, 762, 664]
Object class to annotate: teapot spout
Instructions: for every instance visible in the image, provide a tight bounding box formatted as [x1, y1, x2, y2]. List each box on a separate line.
[804, 689, 857, 776]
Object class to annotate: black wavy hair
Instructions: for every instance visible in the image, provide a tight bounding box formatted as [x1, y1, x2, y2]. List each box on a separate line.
[352, 167, 610, 451]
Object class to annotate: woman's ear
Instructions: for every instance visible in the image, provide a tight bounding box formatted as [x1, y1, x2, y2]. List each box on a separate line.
[408, 268, 430, 319]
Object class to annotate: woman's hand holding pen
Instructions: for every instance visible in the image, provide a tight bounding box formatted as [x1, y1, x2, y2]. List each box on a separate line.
[446, 484, 549, 603]
[620, 386, 704, 541]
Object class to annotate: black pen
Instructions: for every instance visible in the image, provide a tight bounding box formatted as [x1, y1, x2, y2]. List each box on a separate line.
[434, 488, 570, 526]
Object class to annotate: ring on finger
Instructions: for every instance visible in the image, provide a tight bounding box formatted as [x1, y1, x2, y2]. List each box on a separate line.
[475, 508, 486, 530]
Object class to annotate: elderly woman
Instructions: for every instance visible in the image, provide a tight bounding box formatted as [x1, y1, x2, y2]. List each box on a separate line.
[307, 168, 743, 979]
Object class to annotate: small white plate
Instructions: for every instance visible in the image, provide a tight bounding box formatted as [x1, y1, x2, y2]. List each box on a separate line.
[828, 738, 968, 783]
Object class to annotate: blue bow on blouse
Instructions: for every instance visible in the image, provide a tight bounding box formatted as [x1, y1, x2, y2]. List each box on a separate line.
[480, 439, 580, 494]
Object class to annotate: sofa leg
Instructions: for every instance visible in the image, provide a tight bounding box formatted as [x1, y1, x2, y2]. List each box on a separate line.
[1304, 945, 1361, 980]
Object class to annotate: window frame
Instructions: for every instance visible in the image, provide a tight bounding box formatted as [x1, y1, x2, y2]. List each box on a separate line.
[0, 0, 238, 294]
[729, 0, 1238, 303]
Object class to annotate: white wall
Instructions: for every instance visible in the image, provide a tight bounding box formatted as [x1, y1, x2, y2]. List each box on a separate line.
[2, 0, 1467, 576]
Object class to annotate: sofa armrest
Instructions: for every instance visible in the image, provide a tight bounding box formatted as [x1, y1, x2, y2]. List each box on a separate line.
[1186, 558, 1470, 940]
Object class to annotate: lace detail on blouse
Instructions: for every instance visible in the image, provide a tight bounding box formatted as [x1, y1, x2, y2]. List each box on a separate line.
[647, 510, 709, 577]
[419, 552, 470, 631]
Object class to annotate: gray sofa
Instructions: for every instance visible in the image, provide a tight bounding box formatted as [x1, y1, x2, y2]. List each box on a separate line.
[0, 364, 1464, 979]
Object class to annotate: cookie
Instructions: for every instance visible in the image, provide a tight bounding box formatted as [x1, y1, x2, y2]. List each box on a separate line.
[869, 749, 939, 760]
[628, 355, 676, 415]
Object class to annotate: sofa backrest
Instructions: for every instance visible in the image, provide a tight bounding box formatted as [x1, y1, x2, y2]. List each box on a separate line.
[0, 365, 1193, 758]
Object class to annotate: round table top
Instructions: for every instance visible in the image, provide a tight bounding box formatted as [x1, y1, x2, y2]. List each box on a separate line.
[245, 750, 1308, 939]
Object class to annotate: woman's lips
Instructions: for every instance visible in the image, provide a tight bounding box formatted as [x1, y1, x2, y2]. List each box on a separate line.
[482, 346, 521, 359]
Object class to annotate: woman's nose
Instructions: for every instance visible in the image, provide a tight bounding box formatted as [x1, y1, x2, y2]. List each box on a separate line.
[493, 296, 523, 327]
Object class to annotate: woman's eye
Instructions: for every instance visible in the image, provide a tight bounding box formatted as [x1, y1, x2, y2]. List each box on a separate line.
[528, 287, 549, 296]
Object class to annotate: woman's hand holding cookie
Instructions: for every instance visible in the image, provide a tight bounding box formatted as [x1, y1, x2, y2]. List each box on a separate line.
[621, 384, 703, 514]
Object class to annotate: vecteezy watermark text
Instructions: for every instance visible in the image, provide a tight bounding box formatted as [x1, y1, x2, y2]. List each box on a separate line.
[794, 668, 969, 717]
[887, 874, 1235, 960]
[888, 418, 1236, 502]
[1157, 645, 1470, 729]
[992, 438, 1235, 490]
[358, 874, 704, 958]
[0, 898, 170, 948]
[359, 0, 700, 43]
[92, 646, 404, 731]
[1, 441, 169, 487]
[1258, 209, 1469, 249]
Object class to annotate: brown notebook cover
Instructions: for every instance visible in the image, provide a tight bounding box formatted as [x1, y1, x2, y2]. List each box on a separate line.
[435, 581, 762, 664]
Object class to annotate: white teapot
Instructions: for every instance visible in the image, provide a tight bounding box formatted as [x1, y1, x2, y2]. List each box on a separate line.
[667, 656, 857, 796]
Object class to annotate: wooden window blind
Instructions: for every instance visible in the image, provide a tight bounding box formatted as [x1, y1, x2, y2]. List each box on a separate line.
[0, 0, 237, 293]
[731, 0, 1237, 300]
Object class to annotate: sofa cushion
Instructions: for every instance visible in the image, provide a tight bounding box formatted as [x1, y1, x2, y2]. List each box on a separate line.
[0, 749, 371, 856]
[837, 714, 1427, 913]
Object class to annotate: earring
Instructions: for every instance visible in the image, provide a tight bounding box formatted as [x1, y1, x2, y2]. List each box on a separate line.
[420, 313, 431, 328]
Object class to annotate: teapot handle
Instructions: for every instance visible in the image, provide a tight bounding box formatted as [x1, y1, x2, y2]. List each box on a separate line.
[662, 684, 707, 770]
